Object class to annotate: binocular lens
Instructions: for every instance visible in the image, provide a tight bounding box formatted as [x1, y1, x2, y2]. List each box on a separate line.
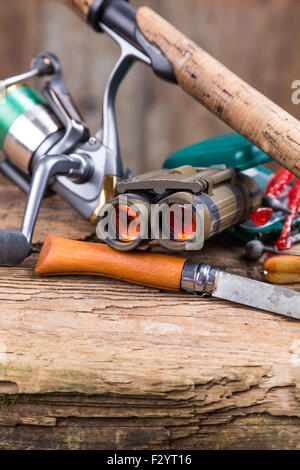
[158, 193, 203, 251]
[97, 193, 150, 251]
[169, 205, 196, 242]
[115, 204, 141, 242]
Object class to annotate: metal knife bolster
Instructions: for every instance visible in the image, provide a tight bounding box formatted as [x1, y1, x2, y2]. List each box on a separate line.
[181, 261, 220, 295]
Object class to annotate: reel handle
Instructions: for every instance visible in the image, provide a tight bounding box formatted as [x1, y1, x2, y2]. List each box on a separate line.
[0, 231, 31, 266]
[0, 155, 90, 267]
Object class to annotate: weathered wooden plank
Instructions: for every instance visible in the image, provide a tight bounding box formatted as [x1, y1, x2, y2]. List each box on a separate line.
[0, 179, 299, 448]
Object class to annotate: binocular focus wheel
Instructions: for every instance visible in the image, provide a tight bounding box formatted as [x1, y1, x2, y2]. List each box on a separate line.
[0, 230, 32, 266]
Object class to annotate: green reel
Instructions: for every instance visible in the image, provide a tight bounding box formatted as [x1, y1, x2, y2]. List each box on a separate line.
[162, 133, 294, 243]
[0, 85, 62, 173]
[163, 133, 272, 172]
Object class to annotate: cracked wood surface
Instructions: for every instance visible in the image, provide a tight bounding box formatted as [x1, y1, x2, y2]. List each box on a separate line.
[0, 178, 300, 449]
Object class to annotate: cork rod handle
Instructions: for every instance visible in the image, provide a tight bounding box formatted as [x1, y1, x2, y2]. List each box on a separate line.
[136, 7, 300, 178]
[35, 236, 185, 291]
[59, 2, 300, 177]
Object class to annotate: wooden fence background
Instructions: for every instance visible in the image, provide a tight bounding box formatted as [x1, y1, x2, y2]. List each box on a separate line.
[0, 0, 300, 174]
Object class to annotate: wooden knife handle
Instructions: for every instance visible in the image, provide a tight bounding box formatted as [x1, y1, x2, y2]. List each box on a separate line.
[35, 236, 185, 291]
[264, 255, 300, 284]
[137, 7, 300, 178]
[59, 0, 94, 21]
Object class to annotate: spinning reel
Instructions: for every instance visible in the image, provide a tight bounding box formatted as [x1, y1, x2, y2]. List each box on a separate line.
[0, 0, 175, 266]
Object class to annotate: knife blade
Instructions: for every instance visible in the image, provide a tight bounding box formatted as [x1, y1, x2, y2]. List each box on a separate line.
[213, 271, 299, 319]
[181, 262, 300, 319]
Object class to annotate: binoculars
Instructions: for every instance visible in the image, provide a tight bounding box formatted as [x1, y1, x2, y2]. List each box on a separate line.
[96, 166, 261, 252]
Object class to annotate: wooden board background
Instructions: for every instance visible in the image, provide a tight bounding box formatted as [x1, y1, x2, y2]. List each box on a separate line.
[0, 177, 299, 450]
[0, 0, 300, 450]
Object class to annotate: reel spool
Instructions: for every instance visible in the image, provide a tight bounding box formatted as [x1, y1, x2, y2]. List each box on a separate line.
[0, 84, 63, 174]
